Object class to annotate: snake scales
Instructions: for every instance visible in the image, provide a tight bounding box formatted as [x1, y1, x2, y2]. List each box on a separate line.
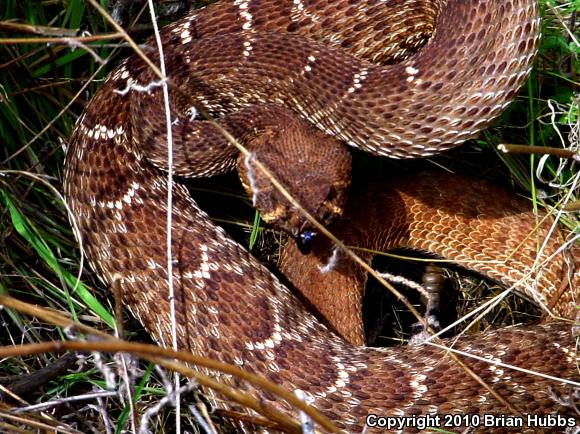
[63, 0, 579, 432]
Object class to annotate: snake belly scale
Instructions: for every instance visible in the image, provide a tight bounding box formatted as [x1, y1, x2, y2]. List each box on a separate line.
[64, 0, 579, 432]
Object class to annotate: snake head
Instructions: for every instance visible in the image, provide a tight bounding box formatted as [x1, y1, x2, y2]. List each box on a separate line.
[237, 116, 351, 253]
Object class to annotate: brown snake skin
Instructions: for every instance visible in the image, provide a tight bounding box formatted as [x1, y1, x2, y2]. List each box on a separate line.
[63, 0, 580, 432]
[280, 172, 579, 346]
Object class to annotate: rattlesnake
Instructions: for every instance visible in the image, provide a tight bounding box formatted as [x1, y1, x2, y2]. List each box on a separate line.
[64, 0, 579, 432]
[280, 172, 579, 346]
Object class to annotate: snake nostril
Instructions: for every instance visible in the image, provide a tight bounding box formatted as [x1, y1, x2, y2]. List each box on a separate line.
[295, 230, 316, 254]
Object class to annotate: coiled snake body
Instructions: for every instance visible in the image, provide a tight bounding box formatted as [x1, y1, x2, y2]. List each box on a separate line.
[64, 0, 579, 432]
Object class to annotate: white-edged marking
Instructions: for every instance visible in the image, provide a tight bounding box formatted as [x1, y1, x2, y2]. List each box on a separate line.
[122, 181, 140, 204]
[292, 0, 305, 14]
[290, 0, 323, 24]
[191, 243, 211, 280]
[114, 78, 167, 96]
[347, 67, 369, 93]
[81, 123, 124, 141]
[406, 65, 419, 82]
[300, 55, 317, 75]
[242, 39, 253, 57]
[234, 0, 253, 31]
[181, 29, 192, 44]
[409, 373, 428, 398]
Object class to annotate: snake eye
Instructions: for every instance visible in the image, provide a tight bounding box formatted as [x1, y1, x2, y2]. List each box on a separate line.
[295, 230, 316, 254]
